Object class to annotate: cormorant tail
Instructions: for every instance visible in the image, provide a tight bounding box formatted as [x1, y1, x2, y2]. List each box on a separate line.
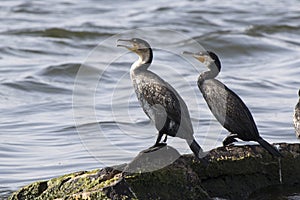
[188, 139, 208, 166]
[257, 138, 282, 157]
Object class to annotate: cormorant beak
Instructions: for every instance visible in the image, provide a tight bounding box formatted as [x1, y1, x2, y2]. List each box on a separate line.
[117, 39, 136, 51]
[182, 51, 206, 63]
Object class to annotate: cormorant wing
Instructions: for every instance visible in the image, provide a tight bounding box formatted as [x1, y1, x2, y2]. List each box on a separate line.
[138, 79, 181, 124]
[294, 102, 300, 136]
[201, 79, 260, 139]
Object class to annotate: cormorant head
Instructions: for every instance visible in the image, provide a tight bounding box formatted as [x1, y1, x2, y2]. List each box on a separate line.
[183, 50, 221, 72]
[298, 89, 300, 97]
[117, 38, 153, 64]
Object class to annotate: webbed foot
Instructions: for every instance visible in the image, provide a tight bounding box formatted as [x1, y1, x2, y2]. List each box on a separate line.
[143, 143, 167, 153]
[223, 134, 238, 146]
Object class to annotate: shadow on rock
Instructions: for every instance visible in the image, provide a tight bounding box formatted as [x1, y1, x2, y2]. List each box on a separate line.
[123, 145, 182, 173]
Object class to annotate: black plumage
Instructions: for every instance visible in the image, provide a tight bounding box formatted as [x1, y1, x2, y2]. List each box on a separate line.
[117, 38, 206, 163]
[183, 50, 282, 157]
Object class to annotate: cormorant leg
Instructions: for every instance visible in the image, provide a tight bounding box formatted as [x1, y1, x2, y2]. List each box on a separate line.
[153, 131, 164, 147]
[163, 134, 168, 143]
[223, 133, 238, 146]
[142, 132, 166, 153]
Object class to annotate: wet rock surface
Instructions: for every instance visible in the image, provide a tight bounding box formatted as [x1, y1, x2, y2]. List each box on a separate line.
[9, 143, 300, 200]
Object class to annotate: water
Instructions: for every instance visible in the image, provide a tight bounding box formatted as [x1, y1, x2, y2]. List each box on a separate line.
[1, 0, 300, 199]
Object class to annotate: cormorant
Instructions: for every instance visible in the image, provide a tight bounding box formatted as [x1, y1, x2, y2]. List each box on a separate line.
[117, 38, 206, 162]
[183, 50, 282, 157]
[294, 89, 300, 138]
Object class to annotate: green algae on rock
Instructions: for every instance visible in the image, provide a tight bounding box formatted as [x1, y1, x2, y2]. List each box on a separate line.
[9, 143, 300, 200]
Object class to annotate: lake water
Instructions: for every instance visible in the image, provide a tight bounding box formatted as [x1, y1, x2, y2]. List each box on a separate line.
[1, 0, 300, 199]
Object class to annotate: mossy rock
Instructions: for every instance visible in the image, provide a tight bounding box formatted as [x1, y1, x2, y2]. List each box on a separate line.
[9, 143, 300, 200]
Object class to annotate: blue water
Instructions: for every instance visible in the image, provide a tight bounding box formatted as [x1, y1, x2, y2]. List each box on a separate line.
[1, 0, 300, 199]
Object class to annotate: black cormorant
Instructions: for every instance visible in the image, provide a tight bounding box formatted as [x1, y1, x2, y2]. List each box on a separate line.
[183, 50, 282, 157]
[117, 38, 206, 162]
[294, 89, 300, 138]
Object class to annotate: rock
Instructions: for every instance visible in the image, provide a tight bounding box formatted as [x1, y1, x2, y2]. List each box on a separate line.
[123, 145, 182, 173]
[8, 143, 300, 200]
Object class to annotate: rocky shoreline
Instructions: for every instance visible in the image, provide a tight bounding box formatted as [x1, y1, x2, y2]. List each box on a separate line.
[9, 143, 300, 200]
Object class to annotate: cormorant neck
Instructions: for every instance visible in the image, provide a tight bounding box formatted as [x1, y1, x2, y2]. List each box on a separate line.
[198, 63, 220, 83]
[130, 48, 153, 72]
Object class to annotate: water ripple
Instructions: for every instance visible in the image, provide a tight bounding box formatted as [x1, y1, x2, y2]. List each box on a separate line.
[1, 0, 300, 198]
[4, 27, 114, 39]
